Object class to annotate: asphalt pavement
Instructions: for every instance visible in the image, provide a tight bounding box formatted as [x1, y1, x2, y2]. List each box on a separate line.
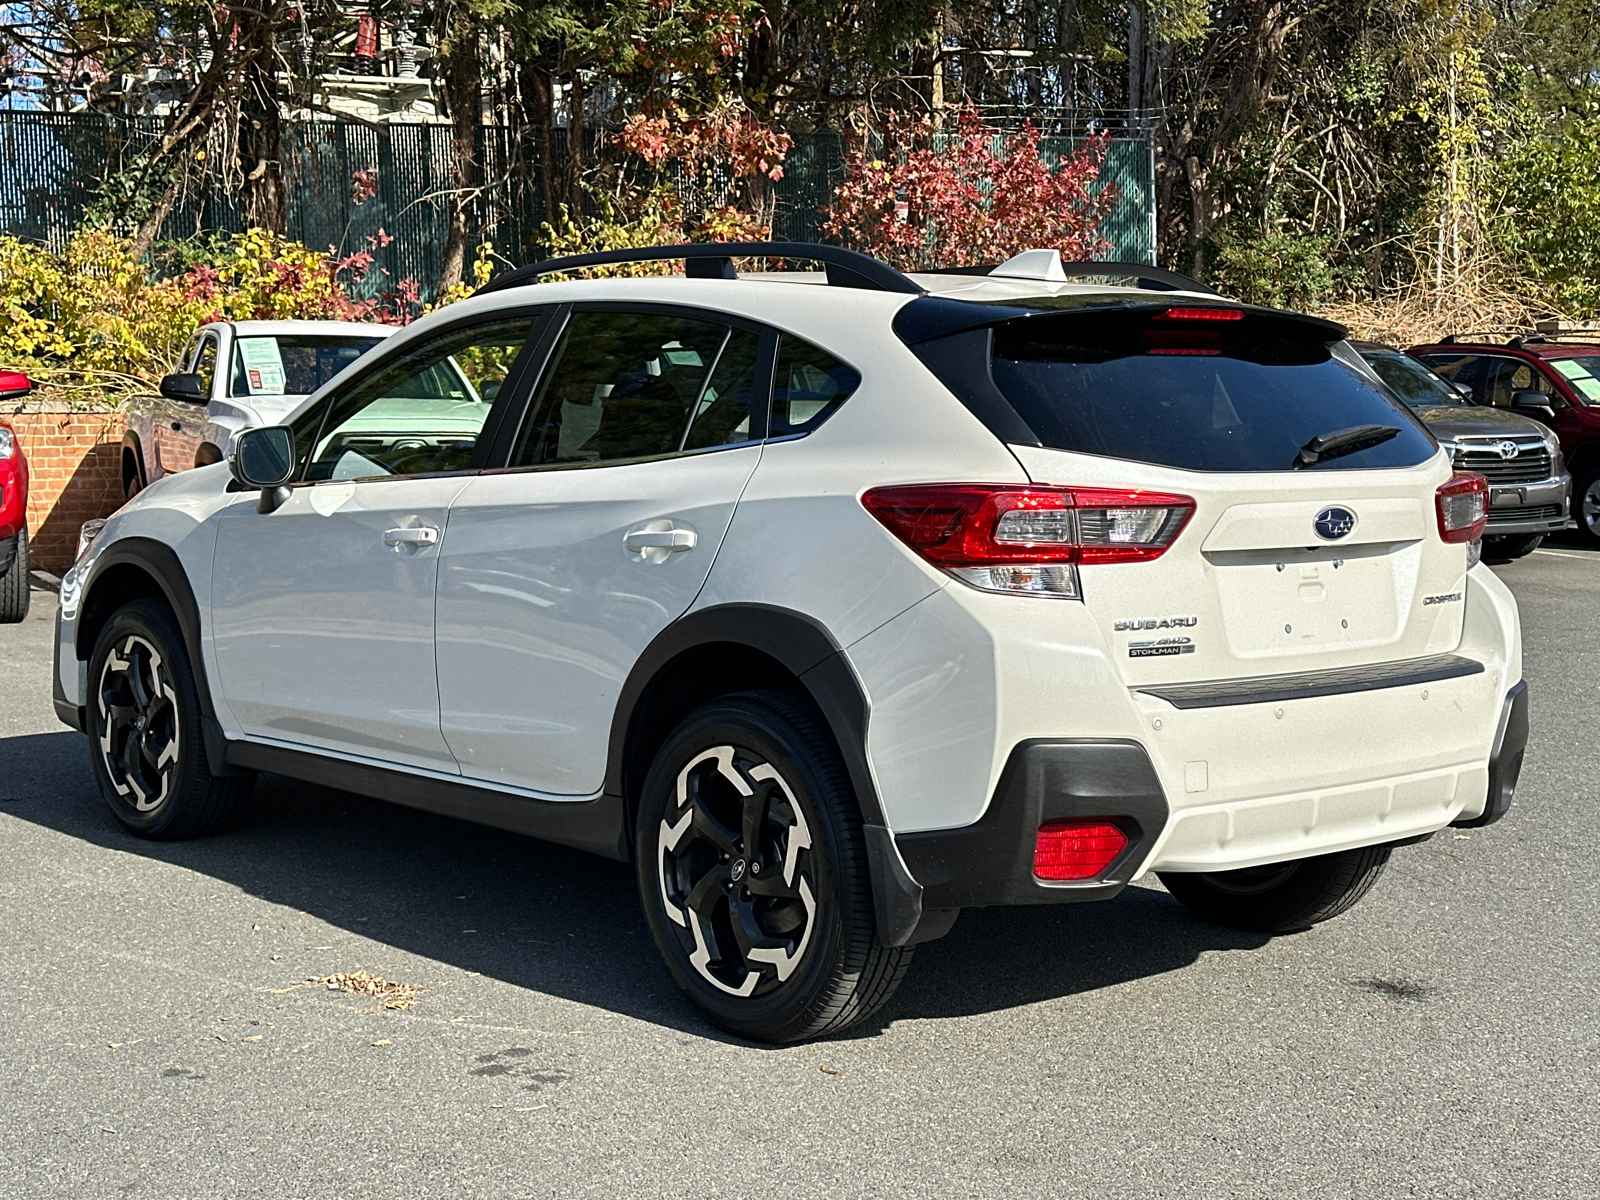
[1, 539, 1597, 1199]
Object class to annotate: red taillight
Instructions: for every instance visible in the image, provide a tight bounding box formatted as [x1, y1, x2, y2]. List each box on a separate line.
[1034, 821, 1128, 880]
[1152, 306, 1243, 321]
[1436, 471, 1488, 543]
[862, 485, 1194, 563]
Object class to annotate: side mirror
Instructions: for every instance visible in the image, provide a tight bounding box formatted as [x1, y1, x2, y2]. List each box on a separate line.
[0, 370, 31, 402]
[159, 372, 207, 403]
[230, 425, 297, 513]
[1511, 389, 1555, 421]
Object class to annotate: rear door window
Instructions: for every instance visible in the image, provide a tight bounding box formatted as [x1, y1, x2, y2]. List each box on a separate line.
[984, 310, 1435, 473]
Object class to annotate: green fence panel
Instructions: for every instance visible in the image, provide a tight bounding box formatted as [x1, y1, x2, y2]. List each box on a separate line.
[1, 112, 1154, 299]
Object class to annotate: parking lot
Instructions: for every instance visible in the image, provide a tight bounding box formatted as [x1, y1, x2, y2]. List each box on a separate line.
[1, 540, 1596, 1199]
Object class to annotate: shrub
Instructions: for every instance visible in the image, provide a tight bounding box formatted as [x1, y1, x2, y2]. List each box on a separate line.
[0, 230, 421, 398]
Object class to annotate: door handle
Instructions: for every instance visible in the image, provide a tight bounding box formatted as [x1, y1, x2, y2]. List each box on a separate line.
[623, 528, 696, 552]
[384, 526, 439, 547]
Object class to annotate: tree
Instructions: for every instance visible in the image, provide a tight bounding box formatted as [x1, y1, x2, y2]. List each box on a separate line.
[823, 105, 1117, 269]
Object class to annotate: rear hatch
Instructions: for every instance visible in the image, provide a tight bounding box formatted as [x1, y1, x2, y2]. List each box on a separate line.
[901, 300, 1472, 689]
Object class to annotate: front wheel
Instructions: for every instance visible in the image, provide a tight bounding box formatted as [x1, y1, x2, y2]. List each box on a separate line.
[87, 598, 253, 839]
[635, 691, 911, 1043]
[1574, 468, 1600, 548]
[1482, 533, 1543, 561]
[1158, 844, 1392, 933]
[0, 525, 29, 623]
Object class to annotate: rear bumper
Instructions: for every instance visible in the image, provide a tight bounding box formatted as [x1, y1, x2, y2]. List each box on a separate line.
[897, 740, 1168, 909]
[1451, 680, 1528, 828]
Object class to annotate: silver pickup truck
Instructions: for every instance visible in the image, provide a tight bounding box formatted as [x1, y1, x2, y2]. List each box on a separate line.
[122, 320, 393, 497]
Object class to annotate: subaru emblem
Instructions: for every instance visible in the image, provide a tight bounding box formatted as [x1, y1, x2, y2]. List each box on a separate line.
[1497, 440, 1519, 460]
[1313, 506, 1356, 540]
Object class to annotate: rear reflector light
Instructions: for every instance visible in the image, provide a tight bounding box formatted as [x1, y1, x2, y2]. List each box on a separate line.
[1436, 471, 1488, 544]
[861, 484, 1195, 598]
[1034, 821, 1128, 880]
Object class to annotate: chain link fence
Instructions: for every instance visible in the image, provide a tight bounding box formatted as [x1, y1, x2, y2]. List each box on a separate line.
[1, 111, 1153, 299]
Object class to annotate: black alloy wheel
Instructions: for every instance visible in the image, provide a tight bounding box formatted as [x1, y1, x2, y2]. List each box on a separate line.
[636, 691, 910, 1043]
[87, 599, 253, 839]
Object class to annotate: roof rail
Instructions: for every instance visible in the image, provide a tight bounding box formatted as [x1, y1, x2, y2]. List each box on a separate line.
[477, 242, 925, 296]
[1437, 330, 1535, 345]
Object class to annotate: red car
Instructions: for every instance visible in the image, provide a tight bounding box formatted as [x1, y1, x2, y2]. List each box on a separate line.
[1410, 331, 1600, 546]
[0, 370, 32, 622]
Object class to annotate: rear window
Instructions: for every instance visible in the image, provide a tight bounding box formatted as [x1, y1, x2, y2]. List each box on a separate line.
[985, 310, 1436, 472]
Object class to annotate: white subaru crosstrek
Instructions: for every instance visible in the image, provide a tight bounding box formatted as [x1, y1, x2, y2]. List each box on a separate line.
[54, 244, 1527, 1043]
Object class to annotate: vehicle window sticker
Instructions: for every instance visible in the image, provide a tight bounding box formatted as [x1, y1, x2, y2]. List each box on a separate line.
[236, 337, 288, 395]
[1552, 359, 1600, 401]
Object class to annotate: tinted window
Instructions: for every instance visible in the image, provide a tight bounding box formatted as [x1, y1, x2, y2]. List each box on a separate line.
[1484, 357, 1561, 408]
[511, 312, 732, 467]
[230, 335, 386, 397]
[1359, 349, 1465, 407]
[298, 318, 532, 481]
[684, 328, 763, 451]
[771, 337, 859, 436]
[1418, 354, 1483, 399]
[986, 310, 1435, 472]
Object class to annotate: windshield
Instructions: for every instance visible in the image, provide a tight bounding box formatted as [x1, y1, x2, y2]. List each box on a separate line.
[1551, 356, 1600, 404]
[983, 310, 1436, 473]
[231, 334, 385, 398]
[1358, 348, 1465, 408]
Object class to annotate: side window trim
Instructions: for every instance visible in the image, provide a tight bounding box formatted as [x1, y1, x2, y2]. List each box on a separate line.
[293, 305, 553, 484]
[489, 304, 779, 475]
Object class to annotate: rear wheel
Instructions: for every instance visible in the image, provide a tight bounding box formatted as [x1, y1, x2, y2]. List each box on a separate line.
[1158, 844, 1392, 933]
[0, 526, 29, 623]
[636, 691, 911, 1043]
[87, 599, 253, 839]
[1482, 533, 1543, 560]
[1574, 468, 1600, 548]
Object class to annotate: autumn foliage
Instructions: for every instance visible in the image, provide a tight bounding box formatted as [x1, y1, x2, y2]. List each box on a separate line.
[824, 107, 1118, 271]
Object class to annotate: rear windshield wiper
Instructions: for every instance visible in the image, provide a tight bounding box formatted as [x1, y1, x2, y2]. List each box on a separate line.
[1294, 424, 1401, 469]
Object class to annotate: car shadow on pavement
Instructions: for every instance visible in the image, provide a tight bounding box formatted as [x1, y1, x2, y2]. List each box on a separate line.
[0, 728, 1267, 1042]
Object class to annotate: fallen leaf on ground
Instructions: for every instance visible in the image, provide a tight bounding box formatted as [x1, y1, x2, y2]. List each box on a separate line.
[372, 1039, 393, 1047]
[241, 1035, 263, 1042]
[313, 971, 424, 1010]
[819, 1065, 840, 1076]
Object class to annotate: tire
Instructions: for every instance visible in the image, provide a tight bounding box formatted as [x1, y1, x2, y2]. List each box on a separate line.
[0, 525, 29, 623]
[125, 469, 143, 501]
[86, 598, 253, 839]
[1482, 533, 1543, 560]
[635, 690, 912, 1043]
[1574, 467, 1600, 548]
[1157, 844, 1392, 934]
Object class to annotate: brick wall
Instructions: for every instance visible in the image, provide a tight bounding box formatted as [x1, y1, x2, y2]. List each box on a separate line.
[2, 399, 126, 574]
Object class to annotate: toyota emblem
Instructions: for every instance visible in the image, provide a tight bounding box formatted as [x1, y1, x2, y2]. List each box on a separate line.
[1313, 506, 1357, 540]
[1497, 440, 1520, 460]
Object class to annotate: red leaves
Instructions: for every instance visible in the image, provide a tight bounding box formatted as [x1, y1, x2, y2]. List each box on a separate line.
[619, 106, 793, 183]
[823, 106, 1120, 271]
